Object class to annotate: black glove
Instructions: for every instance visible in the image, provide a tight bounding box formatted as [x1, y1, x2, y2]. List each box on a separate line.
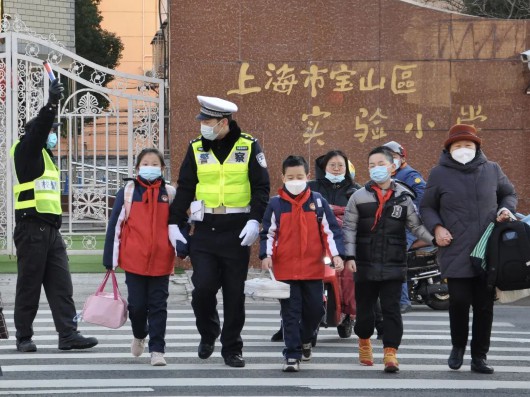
[48, 79, 64, 106]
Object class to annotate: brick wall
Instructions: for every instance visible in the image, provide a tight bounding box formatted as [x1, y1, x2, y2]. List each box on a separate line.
[4, 0, 75, 52]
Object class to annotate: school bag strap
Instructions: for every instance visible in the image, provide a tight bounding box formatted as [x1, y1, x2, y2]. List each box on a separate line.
[123, 180, 176, 220]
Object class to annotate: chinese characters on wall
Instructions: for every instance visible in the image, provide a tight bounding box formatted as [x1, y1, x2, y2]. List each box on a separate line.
[226, 62, 488, 146]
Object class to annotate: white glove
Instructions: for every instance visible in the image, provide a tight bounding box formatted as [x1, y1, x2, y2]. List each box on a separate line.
[168, 224, 187, 250]
[239, 219, 260, 246]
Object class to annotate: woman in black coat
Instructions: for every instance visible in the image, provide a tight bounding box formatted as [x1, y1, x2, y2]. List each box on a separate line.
[420, 124, 517, 374]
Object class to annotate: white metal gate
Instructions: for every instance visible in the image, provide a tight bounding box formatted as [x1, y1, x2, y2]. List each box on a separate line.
[0, 15, 166, 255]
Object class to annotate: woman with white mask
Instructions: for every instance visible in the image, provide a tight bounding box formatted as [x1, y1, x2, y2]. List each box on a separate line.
[420, 124, 517, 375]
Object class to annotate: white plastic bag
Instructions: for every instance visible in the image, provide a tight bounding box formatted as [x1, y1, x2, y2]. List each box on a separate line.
[496, 287, 530, 304]
[244, 269, 290, 299]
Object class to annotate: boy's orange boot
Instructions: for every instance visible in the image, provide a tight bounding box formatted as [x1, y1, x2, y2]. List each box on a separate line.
[358, 338, 373, 366]
[383, 347, 399, 373]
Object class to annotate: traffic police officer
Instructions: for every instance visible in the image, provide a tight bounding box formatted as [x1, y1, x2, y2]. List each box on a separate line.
[10, 79, 98, 352]
[169, 96, 270, 367]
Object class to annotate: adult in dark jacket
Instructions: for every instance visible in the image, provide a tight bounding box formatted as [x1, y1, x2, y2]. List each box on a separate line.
[420, 124, 517, 374]
[10, 80, 98, 352]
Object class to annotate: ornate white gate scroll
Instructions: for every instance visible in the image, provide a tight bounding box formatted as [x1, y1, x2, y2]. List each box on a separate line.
[0, 15, 166, 255]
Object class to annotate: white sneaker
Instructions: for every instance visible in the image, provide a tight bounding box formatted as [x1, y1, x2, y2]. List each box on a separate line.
[151, 351, 166, 366]
[131, 338, 146, 357]
[282, 358, 300, 372]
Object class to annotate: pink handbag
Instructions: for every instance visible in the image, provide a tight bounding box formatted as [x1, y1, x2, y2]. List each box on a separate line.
[81, 270, 128, 329]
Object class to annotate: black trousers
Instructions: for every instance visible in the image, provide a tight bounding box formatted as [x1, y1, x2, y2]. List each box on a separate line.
[354, 280, 403, 349]
[13, 219, 77, 340]
[189, 225, 250, 357]
[125, 272, 169, 353]
[280, 280, 324, 360]
[447, 277, 495, 359]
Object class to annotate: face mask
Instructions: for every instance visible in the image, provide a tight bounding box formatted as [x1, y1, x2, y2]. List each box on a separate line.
[200, 120, 221, 141]
[284, 180, 307, 195]
[46, 133, 57, 149]
[325, 172, 345, 184]
[138, 166, 162, 181]
[369, 165, 391, 183]
[451, 147, 476, 165]
[393, 158, 402, 169]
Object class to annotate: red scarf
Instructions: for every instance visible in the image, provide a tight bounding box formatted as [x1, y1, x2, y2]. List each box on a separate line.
[371, 184, 394, 231]
[278, 187, 311, 257]
[137, 177, 162, 247]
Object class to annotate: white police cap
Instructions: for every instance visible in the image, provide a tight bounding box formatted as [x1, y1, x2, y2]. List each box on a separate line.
[196, 95, 238, 120]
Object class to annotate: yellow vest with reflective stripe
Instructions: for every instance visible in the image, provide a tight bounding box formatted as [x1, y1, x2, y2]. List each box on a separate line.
[192, 135, 252, 208]
[10, 141, 62, 215]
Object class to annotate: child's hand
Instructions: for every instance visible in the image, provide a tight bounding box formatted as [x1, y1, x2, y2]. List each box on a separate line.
[345, 259, 357, 273]
[332, 256, 344, 272]
[261, 257, 272, 270]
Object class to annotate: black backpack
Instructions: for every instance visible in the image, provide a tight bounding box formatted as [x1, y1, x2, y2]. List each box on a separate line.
[486, 221, 530, 291]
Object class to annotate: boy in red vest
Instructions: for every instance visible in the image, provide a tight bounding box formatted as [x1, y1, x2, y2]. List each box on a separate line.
[259, 155, 345, 372]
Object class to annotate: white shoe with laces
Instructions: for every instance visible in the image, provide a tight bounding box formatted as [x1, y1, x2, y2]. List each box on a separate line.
[151, 351, 166, 366]
[131, 338, 146, 357]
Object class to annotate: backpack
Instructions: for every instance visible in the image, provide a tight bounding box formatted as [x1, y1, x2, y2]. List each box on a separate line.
[486, 220, 530, 291]
[123, 181, 176, 219]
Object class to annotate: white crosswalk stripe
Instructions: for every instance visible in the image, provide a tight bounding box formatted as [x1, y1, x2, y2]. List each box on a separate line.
[1, 304, 529, 396]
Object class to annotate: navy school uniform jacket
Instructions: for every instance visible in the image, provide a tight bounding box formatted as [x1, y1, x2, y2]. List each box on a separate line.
[259, 188, 345, 281]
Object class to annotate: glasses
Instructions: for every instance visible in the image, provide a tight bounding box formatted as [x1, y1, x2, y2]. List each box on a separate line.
[327, 163, 346, 169]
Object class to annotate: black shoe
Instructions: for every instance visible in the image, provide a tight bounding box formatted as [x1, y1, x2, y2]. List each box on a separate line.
[198, 341, 215, 359]
[224, 354, 245, 368]
[471, 357, 494, 374]
[448, 346, 465, 370]
[58, 332, 98, 350]
[271, 327, 283, 342]
[400, 304, 412, 314]
[337, 316, 353, 338]
[16, 338, 37, 352]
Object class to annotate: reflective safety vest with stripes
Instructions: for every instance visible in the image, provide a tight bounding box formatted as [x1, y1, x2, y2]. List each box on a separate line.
[191, 134, 253, 208]
[10, 141, 62, 215]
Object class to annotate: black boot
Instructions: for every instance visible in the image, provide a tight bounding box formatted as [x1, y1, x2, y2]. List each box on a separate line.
[471, 357, 494, 374]
[270, 326, 283, 342]
[448, 346, 465, 370]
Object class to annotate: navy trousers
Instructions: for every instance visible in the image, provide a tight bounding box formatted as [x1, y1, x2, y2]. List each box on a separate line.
[125, 272, 169, 353]
[280, 280, 324, 360]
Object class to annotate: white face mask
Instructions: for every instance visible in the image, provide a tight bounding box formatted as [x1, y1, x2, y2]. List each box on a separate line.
[200, 120, 222, 141]
[284, 180, 307, 195]
[451, 147, 476, 165]
[393, 158, 402, 169]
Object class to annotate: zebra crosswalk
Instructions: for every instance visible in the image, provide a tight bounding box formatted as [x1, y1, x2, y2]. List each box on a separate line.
[1, 304, 530, 396]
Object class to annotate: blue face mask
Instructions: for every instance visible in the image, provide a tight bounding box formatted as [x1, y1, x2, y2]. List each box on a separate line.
[325, 172, 345, 184]
[138, 166, 162, 181]
[369, 165, 391, 183]
[46, 133, 57, 149]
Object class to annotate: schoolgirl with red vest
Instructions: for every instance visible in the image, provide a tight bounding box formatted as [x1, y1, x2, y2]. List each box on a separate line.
[103, 148, 175, 367]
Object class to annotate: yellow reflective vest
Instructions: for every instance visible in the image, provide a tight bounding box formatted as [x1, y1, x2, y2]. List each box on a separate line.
[10, 141, 62, 215]
[191, 134, 253, 208]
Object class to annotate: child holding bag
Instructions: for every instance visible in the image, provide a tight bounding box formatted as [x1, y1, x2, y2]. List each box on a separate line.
[103, 148, 176, 366]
